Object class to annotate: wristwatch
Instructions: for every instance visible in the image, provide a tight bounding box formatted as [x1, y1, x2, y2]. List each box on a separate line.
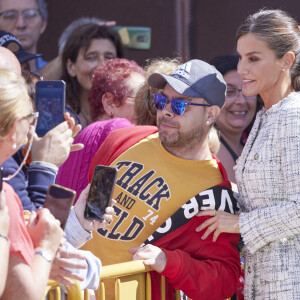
[34, 250, 53, 263]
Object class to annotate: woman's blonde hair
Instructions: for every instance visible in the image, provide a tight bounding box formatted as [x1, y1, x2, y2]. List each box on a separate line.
[0, 69, 28, 138]
[134, 57, 182, 125]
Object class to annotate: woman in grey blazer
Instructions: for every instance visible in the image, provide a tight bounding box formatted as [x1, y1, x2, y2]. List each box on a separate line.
[197, 9, 300, 299]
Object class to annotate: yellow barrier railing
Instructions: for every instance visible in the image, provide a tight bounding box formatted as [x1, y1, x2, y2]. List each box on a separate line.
[44, 279, 90, 300]
[98, 260, 191, 300]
[45, 261, 231, 300]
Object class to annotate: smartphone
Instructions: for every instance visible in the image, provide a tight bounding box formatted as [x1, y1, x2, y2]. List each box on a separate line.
[84, 165, 118, 221]
[43, 184, 76, 230]
[114, 26, 151, 50]
[35, 80, 66, 137]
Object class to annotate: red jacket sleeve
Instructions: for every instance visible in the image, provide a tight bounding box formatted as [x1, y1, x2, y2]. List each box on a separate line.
[156, 217, 240, 300]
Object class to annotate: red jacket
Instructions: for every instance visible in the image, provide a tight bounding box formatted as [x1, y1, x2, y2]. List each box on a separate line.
[89, 126, 240, 300]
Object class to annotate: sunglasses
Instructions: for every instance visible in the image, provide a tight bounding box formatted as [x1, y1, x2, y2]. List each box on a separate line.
[153, 93, 211, 116]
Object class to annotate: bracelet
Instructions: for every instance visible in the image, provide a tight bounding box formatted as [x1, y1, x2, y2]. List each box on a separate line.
[0, 233, 10, 244]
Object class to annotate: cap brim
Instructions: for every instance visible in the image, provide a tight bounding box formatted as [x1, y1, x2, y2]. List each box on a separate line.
[14, 51, 43, 64]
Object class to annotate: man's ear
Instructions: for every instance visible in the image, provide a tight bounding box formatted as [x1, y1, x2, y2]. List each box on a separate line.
[66, 58, 76, 77]
[206, 106, 221, 125]
[40, 19, 48, 35]
[8, 120, 18, 146]
[102, 92, 116, 117]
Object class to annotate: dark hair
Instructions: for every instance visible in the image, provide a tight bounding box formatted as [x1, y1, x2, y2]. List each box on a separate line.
[210, 55, 239, 76]
[61, 23, 123, 113]
[236, 9, 300, 91]
[88, 58, 144, 121]
[37, 0, 48, 20]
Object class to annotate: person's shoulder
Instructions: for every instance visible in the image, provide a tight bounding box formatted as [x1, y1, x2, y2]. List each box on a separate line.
[279, 92, 300, 118]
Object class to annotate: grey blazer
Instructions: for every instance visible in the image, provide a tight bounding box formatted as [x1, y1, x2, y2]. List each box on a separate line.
[235, 92, 300, 300]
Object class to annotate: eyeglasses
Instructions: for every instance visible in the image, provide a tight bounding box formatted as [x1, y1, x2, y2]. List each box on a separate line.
[0, 8, 41, 23]
[226, 87, 257, 101]
[21, 111, 39, 126]
[153, 93, 211, 116]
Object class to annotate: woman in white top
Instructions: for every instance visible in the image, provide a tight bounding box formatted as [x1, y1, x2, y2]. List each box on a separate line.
[197, 9, 300, 299]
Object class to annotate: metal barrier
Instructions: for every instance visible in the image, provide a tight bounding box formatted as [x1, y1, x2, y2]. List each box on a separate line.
[44, 280, 90, 300]
[98, 260, 190, 300]
[45, 261, 231, 300]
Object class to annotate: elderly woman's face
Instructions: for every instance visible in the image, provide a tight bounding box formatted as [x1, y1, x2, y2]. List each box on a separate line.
[14, 96, 34, 151]
[68, 38, 117, 92]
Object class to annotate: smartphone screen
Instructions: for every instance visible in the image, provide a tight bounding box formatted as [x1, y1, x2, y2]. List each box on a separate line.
[35, 80, 66, 137]
[84, 165, 118, 221]
[43, 184, 76, 230]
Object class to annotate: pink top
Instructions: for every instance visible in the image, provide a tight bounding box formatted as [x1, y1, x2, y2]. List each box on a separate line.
[56, 118, 133, 202]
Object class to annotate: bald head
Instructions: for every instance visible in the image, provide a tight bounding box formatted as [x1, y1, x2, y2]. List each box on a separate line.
[0, 47, 21, 75]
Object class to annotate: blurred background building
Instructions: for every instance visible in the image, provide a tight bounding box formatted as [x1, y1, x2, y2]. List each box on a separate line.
[40, 0, 300, 66]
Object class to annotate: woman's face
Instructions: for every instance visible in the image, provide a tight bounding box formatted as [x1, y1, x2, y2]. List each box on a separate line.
[215, 70, 257, 135]
[237, 33, 284, 99]
[14, 97, 34, 151]
[68, 38, 117, 92]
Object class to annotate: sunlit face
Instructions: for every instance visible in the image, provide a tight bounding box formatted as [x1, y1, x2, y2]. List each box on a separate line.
[15, 96, 34, 150]
[157, 84, 208, 150]
[237, 33, 284, 100]
[0, 0, 47, 52]
[68, 38, 117, 92]
[216, 70, 257, 135]
[113, 72, 145, 124]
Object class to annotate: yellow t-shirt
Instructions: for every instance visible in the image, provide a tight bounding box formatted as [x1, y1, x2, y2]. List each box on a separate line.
[82, 133, 222, 268]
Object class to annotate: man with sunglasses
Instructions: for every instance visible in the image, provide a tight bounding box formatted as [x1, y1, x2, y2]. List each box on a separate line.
[83, 59, 241, 299]
[0, 0, 48, 71]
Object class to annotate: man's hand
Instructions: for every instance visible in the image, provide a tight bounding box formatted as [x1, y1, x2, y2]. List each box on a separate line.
[50, 246, 88, 286]
[31, 113, 83, 166]
[74, 184, 115, 232]
[129, 245, 167, 273]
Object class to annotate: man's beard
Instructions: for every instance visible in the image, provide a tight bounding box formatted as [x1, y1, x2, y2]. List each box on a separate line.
[158, 117, 205, 149]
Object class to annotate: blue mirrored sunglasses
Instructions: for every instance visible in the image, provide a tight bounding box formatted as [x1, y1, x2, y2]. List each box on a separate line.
[153, 93, 211, 116]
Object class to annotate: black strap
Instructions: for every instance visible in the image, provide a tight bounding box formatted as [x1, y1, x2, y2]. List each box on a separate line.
[220, 136, 239, 162]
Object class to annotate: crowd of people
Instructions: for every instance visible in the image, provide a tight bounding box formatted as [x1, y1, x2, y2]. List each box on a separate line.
[0, 1, 300, 300]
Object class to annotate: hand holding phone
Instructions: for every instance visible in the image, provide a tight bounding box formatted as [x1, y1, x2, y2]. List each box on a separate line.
[43, 184, 76, 230]
[35, 80, 66, 137]
[84, 165, 118, 221]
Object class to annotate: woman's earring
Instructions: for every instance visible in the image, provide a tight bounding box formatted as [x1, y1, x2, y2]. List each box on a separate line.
[12, 143, 17, 149]
[110, 112, 114, 118]
[282, 68, 286, 72]
[206, 120, 210, 125]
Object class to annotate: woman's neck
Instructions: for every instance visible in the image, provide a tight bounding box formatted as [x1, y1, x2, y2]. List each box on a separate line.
[261, 75, 294, 110]
[220, 130, 244, 155]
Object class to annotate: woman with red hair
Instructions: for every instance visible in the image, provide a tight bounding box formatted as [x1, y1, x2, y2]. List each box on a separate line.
[56, 58, 144, 201]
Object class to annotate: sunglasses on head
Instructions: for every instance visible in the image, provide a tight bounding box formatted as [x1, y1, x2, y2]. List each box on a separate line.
[153, 93, 211, 116]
